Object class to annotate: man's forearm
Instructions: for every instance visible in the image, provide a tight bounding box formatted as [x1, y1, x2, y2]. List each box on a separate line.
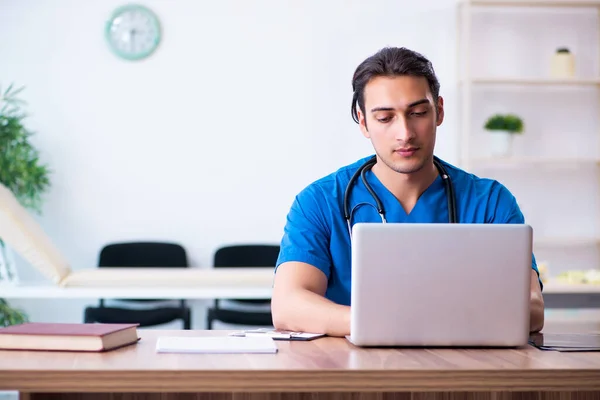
[530, 292, 545, 333]
[272, 289, 350, 337]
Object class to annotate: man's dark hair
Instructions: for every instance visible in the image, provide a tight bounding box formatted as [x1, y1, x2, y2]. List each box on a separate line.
[351, 47, 441, 125]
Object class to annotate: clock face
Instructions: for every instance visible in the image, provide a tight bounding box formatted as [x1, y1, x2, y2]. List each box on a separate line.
[105, 4, 161, 61]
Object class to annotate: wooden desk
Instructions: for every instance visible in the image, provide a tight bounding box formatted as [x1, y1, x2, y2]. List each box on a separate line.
[1, 329, 600, 400]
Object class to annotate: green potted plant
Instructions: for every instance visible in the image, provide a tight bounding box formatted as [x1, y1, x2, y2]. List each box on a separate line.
[0, 83, 51, 326]
[0, 299, 28, 327]
[484, 113, 524, 157]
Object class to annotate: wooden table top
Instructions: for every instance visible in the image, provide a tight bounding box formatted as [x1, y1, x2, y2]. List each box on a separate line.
[1, 328, 600, 393]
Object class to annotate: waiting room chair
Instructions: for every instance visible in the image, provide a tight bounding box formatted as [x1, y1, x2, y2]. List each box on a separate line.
[83, 241, 192, 329]
[206, 244, 279, 329]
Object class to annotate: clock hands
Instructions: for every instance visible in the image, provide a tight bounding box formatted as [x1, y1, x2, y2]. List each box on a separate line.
[130, 28, 136, 52]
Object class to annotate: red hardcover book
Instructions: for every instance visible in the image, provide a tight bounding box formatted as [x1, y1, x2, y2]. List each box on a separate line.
[0, 322, 139, 352]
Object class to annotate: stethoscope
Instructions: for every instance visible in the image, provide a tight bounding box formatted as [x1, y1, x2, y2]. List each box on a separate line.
[343, 155, 458, 238]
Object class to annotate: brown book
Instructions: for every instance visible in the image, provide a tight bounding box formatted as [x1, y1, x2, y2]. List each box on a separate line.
[0, 322, 140, 352]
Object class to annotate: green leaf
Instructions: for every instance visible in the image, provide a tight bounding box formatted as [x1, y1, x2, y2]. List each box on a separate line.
[3, 83, 14, 97]
[0, 83, 51, 214]
[484, 113, 524, 134]
[0, 298, 28, 327]
[8, 85, 25, 98]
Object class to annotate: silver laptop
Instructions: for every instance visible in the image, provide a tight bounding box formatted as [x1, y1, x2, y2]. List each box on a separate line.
[347, 223, 532, 347]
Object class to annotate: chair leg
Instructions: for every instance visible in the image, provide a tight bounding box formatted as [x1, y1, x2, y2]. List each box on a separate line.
[206, 314, 212, 330]
[83, 308, 93, 323]
[183, 309, 191, 330]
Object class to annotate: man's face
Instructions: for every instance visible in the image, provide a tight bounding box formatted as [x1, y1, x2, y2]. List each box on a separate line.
[358, 75, 444, 175]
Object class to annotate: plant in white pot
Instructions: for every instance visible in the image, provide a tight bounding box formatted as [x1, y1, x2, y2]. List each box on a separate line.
[0, 83, 51, 326]
[484, 113, 523, 157]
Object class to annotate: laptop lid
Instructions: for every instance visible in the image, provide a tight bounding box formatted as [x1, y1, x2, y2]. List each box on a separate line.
[349, 223, 532, 347]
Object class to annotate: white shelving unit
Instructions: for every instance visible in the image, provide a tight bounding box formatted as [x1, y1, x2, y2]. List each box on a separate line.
[457, 0, 600, 289]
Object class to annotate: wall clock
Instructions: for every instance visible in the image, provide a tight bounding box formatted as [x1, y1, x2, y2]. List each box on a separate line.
[105, 4, 161, 61]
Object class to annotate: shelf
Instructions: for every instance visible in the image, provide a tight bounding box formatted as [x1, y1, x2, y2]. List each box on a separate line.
[543, 281, 600, 293]
[461, 77, 600, 86]
[464, 0, 600, 7]
[469, 157, 600, 166]
[535, 237, 600, 247]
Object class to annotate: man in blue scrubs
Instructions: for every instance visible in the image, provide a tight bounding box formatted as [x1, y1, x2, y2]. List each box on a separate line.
[272, 47, 544, 337]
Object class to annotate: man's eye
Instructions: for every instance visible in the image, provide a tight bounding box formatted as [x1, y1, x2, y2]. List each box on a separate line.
[377, 117, 392, 123]
[411, 111, 427, 117]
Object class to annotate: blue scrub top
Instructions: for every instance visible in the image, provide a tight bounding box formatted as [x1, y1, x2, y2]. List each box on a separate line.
[276, 155, 541, 306]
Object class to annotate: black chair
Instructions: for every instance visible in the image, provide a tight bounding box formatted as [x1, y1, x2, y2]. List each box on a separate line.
[206, 244, 279, 329]
[83, 242, 192, 329]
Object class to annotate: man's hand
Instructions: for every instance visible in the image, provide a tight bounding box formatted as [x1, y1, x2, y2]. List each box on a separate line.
[529, 269, 545, 333]
[271, 262, 351, 337]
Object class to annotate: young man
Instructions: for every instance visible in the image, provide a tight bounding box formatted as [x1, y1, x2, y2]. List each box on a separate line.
[271, 47, 544, 337]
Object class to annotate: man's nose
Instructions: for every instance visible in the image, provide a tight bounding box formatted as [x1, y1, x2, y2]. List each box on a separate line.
[393, 117, 414, 142]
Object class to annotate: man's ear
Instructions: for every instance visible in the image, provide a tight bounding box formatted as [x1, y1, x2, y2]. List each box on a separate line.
[358, 107, 370, 138]
[436, 96, 445, 127]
